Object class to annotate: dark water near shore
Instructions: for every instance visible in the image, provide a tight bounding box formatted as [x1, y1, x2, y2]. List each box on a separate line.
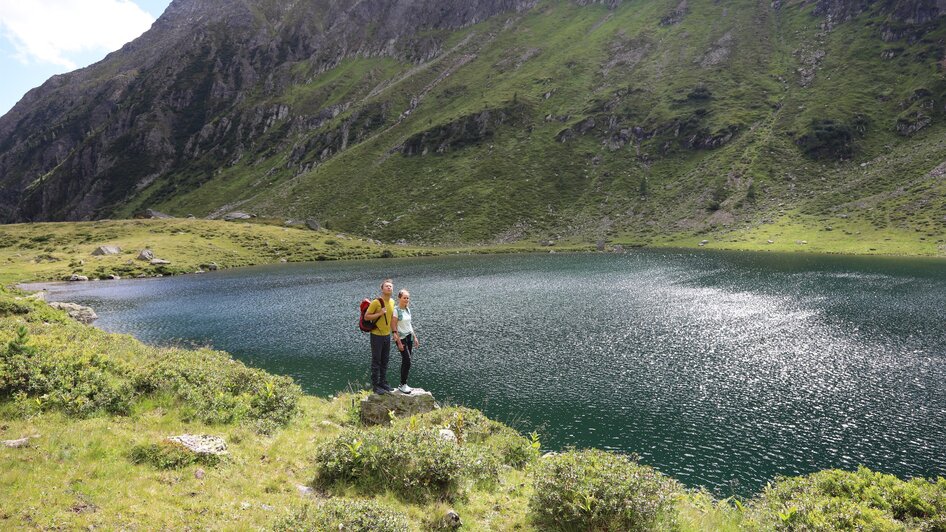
[39, 250, 946, 494]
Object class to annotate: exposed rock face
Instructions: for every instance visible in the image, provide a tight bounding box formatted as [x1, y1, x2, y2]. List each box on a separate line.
[49, 302, 98, 324]
[360, 388, 437, 425]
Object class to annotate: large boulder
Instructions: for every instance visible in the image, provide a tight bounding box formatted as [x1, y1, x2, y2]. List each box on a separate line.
[91, 246, 121, 256]
[305, 218, 321, 231]
[360, 388, 437, 426]
[137, 249, 155, 261]
[223, 212, 252, 221]
[49, 302, 98, 324]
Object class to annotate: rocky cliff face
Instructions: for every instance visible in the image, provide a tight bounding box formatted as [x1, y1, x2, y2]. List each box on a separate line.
[1, 0, 945, 244]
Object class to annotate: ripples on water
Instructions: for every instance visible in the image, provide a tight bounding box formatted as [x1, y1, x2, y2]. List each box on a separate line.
[42, 250, 946, 494]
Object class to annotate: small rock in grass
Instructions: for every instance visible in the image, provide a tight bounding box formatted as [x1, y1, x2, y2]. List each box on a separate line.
[2, 436, 34, 448]
[296, 484, 315, 496]
[150, 259, 171, 265]
[439, 428, 458, 443]
[240, 502, 251, 510]
[195, 468, 205, 480]
[441, 509, 461, 529]
[166, 434, 228, 456]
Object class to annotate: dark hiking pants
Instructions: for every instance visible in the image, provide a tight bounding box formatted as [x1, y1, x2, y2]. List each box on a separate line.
[370, 333, 391, 388]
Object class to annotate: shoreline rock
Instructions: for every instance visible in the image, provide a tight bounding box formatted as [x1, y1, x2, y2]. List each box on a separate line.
[360, 388, 438, 425]
[49, 302, 98, 324]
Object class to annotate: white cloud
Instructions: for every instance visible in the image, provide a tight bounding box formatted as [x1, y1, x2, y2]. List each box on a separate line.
[0, 0, 155, 69]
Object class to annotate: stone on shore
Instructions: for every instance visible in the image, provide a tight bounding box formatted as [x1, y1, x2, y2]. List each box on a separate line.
[137, 249, 155, 261]
[360, 388, 437, 425]
[150, 258, 171, 265]
[91, 246, 122, 256]
[67, 274, 89, 282]
[49, 302, 98, 324]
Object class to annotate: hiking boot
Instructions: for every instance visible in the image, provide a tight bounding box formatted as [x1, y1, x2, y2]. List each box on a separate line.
[380, 383, 393, 392]
[397, 384, 412, 394]
[373, 386, 389, 395]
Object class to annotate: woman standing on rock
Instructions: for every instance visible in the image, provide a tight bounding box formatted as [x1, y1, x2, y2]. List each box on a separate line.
[391, 289, 419, 394]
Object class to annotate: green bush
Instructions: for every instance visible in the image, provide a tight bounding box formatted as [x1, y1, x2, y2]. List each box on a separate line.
[130, 440, 222, 469]
[746, 467, 946, 531]
[132, 347, 301, 431]
[393, 407, 539, 468]
[314, 427, 499, 501]
[0, 326, 135, 416]
[273, 499, 409, 532]
[796, 119, 856, 159]
[0, 293, 300, 428]
[530, 449, 680, 531]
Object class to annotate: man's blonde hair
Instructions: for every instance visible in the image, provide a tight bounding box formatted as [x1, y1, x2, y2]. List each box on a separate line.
[381, 278, 393, 289]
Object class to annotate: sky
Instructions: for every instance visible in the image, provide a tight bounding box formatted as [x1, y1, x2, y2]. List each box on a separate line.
[0, 0, 172, 117]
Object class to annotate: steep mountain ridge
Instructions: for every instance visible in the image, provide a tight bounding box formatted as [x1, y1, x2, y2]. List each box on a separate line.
[1, 0, 945, 248]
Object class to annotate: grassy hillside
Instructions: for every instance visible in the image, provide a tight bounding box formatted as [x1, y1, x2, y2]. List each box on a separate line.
[2, 287, 944, 530]
[0, 219, 562, 286]
[120, 0, 946, 249]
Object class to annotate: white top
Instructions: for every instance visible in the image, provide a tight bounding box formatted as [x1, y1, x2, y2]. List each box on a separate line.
[395, 306, 413, 337]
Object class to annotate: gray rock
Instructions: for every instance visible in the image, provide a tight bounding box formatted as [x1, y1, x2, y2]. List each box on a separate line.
[166, 434, 228, 456]
[91, 246, 122, 256]
[440, 509, 462, 529]
[305, 218, 321, 231]
[108, 274, 121, 280]
[296, 484, 315, 496]
[612, 245, 624, 253]
[145, 209, 173, 219]
[360, 387, 437, 426]
[206, 262, 219, 271]
[195, 468, 206, 480]
[137, 249, 155, 261]
[2, 436, 35, 448]
[439, 428, 458, 443]
[699, 239, 709, 246]
[49, 302, 98, 324]
[223, 212, 252, 221]
[150, 258, 171, 265]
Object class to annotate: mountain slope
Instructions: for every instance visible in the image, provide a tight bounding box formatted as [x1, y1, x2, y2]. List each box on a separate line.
[1, 0, 944, 248]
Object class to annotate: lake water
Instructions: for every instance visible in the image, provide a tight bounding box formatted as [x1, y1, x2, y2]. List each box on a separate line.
[39, 250, 946, 494]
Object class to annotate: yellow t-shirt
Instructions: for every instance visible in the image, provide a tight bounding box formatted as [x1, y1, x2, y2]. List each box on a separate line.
[366, 297, 395, 336]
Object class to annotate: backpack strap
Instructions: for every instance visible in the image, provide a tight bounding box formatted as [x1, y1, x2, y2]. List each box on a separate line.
[377, 298, 388, 324]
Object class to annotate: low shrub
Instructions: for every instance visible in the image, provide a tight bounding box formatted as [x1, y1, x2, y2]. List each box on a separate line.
[530, 449, 680, 531]
[132, 347, 301, 431]
[393, 407, 539, 468]
[314, 427, 499, 501]
[0, 326, 134, 416]
[273, 499, 409, 532]
[130, 440, 222, 469]
[745, 467, 946, 530]
[0, 292, 300, 428]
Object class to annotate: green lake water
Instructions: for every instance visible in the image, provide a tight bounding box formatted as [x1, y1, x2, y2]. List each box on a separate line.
[41, 250, 946, 494]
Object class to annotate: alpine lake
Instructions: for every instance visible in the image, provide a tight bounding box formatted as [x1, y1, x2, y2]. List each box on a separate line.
[37, 249, 946, 495]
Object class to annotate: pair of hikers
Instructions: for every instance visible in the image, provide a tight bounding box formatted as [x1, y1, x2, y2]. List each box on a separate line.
[363, 279, 419, 395]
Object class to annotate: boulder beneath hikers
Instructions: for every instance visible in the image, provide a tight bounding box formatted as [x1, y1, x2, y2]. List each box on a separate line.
[360, 388, 437, 426]
[137, 249, 155, 261]
[49, 302, 98, 324]
[166, 434, 228, 456]
[91, 245, 121, 256]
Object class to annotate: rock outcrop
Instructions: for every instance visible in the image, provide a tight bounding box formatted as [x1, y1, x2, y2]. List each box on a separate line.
[360, 388, 438, 425]
[49, 302, 98, 324]
[91, 246, 122, 256]
[167, 434, 228, 456]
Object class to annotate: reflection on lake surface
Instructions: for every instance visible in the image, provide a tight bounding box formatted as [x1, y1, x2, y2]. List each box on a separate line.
[40, 250, 946, 494]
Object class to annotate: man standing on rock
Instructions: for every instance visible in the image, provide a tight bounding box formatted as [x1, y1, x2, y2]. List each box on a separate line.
[364, 279, 396, 394]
